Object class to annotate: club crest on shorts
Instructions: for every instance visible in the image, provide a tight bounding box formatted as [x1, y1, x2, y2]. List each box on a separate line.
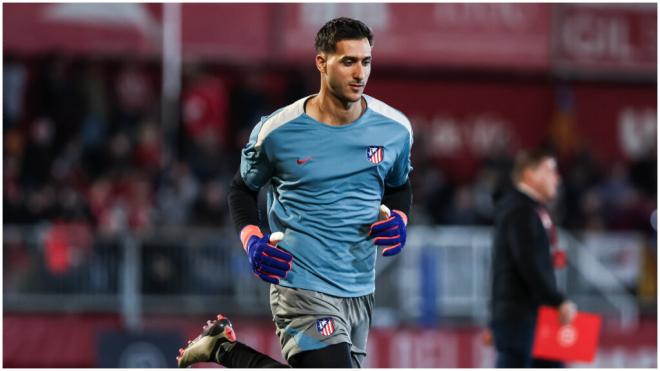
[316, 317, 335, 336]
[367, 146, 384, 164]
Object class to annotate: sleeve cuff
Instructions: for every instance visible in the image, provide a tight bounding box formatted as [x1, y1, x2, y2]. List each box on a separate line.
[240, 225, 263, 251]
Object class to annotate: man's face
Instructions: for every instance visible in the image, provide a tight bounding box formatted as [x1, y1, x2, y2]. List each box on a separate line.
[528, 157, 561, 203]
[319, 38, 372, 103]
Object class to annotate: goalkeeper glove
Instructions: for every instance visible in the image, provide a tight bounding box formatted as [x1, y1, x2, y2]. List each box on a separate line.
[240, 225, 293, 284]
[368, 207, 408, 256]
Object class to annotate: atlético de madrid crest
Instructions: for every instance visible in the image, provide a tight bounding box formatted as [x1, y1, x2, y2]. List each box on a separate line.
[367, 146, 384, 164]
[316, 317, 335, 336]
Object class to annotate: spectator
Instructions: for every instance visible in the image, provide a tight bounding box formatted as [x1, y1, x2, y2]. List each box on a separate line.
[3, 55, 28, 131]
[0, 54, 654, 237]
[191, 179, 228, 226]
[229, 68, 271, 150]
[156, 161, 199, 226]
[182, 64, 230, 149]
[32, 54, 85, 153]
[21, 117, 57, 188]
[133, 119, 162, 175]
[80, 62, 110, 179]
[113, 60, 155, 133]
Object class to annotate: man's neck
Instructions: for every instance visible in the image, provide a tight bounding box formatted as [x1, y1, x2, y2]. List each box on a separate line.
[308, 90, 364, 126]
[516, 182, 544, 204]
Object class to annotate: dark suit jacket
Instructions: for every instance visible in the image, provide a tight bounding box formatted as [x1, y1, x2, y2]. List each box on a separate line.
[490, 188, 565, 322]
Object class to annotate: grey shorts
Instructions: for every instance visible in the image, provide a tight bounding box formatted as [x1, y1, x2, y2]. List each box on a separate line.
[269, 285, 374, 367]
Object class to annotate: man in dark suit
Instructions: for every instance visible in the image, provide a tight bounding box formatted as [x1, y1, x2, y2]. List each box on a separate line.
[489, 149, 577, 368]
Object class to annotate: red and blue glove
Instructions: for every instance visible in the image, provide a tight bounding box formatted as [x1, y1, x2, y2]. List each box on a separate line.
[240, 225, 293, 284]
[369, 209, 408, 256]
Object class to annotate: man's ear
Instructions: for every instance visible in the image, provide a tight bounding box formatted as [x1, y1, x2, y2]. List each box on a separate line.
[315, 54, 327, 74]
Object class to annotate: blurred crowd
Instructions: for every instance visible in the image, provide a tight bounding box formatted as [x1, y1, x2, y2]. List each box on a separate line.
[3, 54, 657, 239]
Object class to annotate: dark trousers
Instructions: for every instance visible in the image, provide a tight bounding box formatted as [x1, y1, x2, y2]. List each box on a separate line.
[490, 317, 564, 368]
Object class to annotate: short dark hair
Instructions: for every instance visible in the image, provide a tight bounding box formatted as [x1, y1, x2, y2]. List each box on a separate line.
[314, 17, 373, 54]
[512, 148, 555, 182]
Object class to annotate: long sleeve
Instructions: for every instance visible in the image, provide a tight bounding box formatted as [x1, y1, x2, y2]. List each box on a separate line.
[382, 180, 412, 217]
[227, 170, 261, 235]
[505, 207, 565, 306]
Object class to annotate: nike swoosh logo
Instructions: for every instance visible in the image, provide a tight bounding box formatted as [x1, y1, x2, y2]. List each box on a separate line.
[296, 157, 313, 165]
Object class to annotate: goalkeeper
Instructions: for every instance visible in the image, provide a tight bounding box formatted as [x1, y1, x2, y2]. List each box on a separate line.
[177, 17, 413, 368]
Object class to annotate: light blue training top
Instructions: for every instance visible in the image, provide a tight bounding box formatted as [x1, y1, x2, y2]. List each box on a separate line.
[240, 94, 413, 297]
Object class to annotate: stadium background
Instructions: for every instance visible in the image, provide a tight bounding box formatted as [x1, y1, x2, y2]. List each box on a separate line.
[3, 3, 657, 368]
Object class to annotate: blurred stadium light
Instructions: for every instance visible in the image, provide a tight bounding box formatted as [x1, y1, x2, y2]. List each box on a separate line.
[3, 2, 657, 368]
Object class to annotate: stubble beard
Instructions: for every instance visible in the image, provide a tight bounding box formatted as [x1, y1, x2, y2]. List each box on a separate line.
[332, 85, 362, 107]
[323, 75, 361, 105]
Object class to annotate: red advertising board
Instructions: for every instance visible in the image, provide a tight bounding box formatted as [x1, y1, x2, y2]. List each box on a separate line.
[554, 4, 657, 75]
[3, 3, 161, 56]
[366, 79, 554, 181]
[365, 79, 656, 181]
[280, 3, 552, 70]
[572, 83, 657, 162]
[5, 3, 655, 75]
[3, 3, 273, 61]
[180, 4, 272, 62]
[3, 314, 657, 368]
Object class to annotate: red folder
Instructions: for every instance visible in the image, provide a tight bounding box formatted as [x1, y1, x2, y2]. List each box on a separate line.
[532, 306, 602, 363]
